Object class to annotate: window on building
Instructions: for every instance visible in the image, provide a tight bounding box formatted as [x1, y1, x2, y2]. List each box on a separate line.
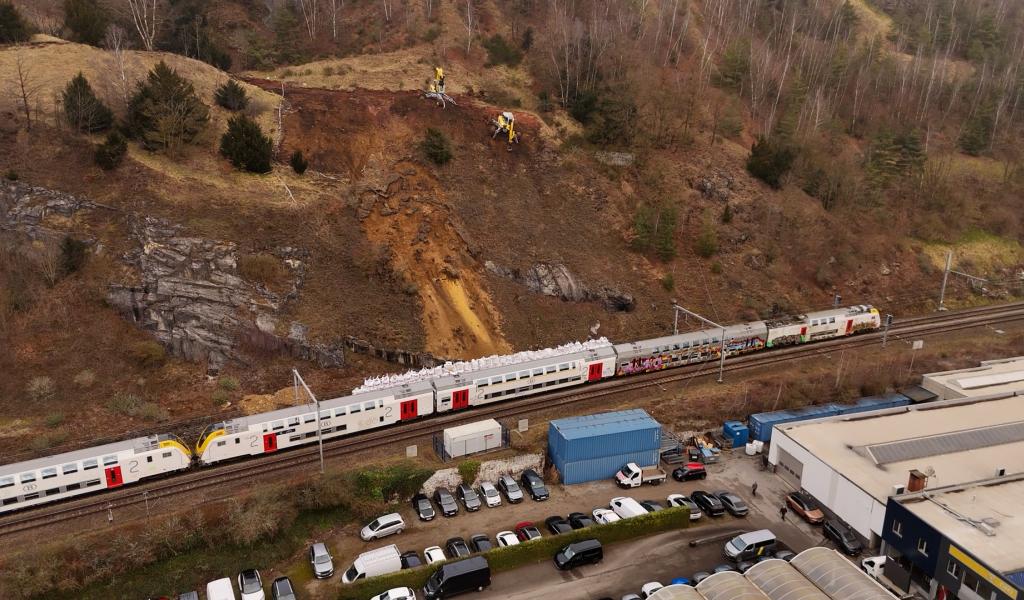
[891, 520, 903, 537]
[917, 538, 928, 556]
[946, 559, 962, 578]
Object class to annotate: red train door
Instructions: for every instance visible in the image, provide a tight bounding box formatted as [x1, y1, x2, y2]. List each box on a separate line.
[262, 433, 278, 452]
[104, 466, 123, 488]
[799, 326, 807, 341]
[845, 319, 854, 335]
[452, 389, 469, 410]
[400, 399, 418, 420]
[587, 363, 603, 381]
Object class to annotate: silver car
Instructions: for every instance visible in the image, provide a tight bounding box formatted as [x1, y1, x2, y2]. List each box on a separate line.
[497, 474, 524, 503]
[308, 542, 334, 578]
[360, 512, 406, 541]
[478, 481, 502, 507]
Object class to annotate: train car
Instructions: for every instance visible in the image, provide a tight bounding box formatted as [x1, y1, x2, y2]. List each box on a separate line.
[613, 321, 769, 376]
[195, 380, 434, 465]
[765, 305, 879, 347]
[430, 340, 616, 413]
[0, 434, 191, 514]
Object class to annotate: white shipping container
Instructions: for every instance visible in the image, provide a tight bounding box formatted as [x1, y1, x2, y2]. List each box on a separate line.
[443, 419, 502, 458]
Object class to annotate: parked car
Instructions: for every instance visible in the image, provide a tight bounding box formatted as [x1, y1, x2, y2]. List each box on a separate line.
[424, 546, 447, 565]
[622, 595, 642, 600]
[545, 515, 573, 535]
[361, 513, 406, 541]
[715, 491, 749, 517]
[554, 539, 603, 570]
[773, 550, 796, 562]
[639, 500, 665, 513]
[495, 531, 519, 547]
[497, 474, 524, 503]
[456, 483, 482, 512]
[308, 542, 335, 579]
[520, 469, 550, 501]
[270, 577, 296, 600]
[609, 496, 648, 519]
[666, 494, 702, 520]
[433, 487, 459, 517]
[515, 521, 543, 541]
[207, 578, 235, 600]
[592, 508, 621, 524]
[691, 572, 712, 584]
[640, 581, 664, 598]
[786, 491, 824, 524]
[470, 533, 493, 553]
[736, 561, 755, 573]
[176, 593, 199, 600]
[691, 490, 725, 516]
[369, 587, 416, 600]
[671, 463, 708, 481]
[713, 564, 738, 574]
[446, 537, 472, 558]
[237, 569, 264, 600]
[862, 555, 886, 579]
[478, 481, 502, 507]
[725, 530, 777, 562]
[412, 492, 436, 521]
[400, 550, 422, 570]
[824, 519, 863, 556]
[568, 512, 596, 529]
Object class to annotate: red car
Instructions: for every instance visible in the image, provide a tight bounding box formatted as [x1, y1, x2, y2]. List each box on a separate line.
[786, 491, 825, 524]
[514, 521, 542, 541]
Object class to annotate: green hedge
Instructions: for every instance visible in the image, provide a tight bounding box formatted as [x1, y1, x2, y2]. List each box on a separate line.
[339, 506, 690, 600]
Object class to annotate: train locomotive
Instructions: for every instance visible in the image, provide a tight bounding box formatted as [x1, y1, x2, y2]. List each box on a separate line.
[0, 305, 879, 513]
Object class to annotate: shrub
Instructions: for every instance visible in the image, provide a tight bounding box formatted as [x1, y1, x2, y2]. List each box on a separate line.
[521, 27, 534, 51]
[30, 431, 68, 451]
[95, 130, 128, 170]
[483, 34, 523, 67]
[59, 236, 88, 276]
[218, 376, 240, 391]
[4, 170, 17, 181]
[62, 73, 113, 133]
[63, 0, 109, 46]
[420, 128, 452, 165]
[632, 203, 676, 260]
[135, 402, 169, 421]
[661, 273, 674, 291]
[354, 462, 434, 502]
[569, 91, 599, 123]
[0, 2, 32, 44]
[211, 389, 230, 406]
[227, 490, 298, 546]
[457, 460, 481, 485]
[238, 254, 287, 288]
[290, 149, 309, 174]
[128, 61, 210, 152]
[959, 103, 994, 156]
[73, 368, 96, 388]
[695, 221, 718, 258]
[129, 340, 166, 368]
[423, 26, 440, 42]
[44, 412, 65, 428]
[214, 80, 249, 111]
[220, 114, 273, 173]
[711, 261, 723, 275]
[108, 392, 167, 420]
[27, 376, 56, 402]
[746, 135, 794, 189]
[721, 203, 733, 224]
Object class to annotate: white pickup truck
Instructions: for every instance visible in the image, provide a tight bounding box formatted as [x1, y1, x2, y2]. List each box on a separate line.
[615, 462, 667, 488]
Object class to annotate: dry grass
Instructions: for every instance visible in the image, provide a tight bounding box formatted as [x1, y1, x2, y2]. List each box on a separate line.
[922, 229, 1024, 273]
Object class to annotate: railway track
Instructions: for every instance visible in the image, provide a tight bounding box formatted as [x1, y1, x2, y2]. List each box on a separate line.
[3, 301, 1023, 537]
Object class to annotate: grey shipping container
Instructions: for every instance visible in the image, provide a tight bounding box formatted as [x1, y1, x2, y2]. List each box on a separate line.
[548, 409, 661, 464]
[555, 449, 660, 485]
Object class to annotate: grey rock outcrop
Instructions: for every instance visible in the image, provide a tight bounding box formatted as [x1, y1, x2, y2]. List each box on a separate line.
[485, 260, 635, 312]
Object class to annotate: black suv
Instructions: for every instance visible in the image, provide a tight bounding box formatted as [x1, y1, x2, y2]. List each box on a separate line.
[433, 487, 459, 517]
[823, 519, 863, 556]
[545, 515, 573, 535]
[412, 492, 435, 521]
[469, 533, 493, 552]
[568, 512, 595, 529]
[445, 536, 472, 558]
[690, 490, 725, 516]
[520, 469, 549, 501]
[456, 483, 482, 512]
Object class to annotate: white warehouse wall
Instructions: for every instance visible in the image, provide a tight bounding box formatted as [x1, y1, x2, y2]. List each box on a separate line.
[769, 431, 885, 544]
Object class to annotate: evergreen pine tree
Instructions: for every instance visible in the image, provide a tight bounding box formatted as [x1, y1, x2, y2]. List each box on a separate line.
[0, 2, 32, 43]
[128, 61, 210, 152]
[95, 130, 127, 170]
[746, 136, 795, 189]
[290, 150, 309, 174]
[62, 0, 109, 46]
[220, 115, 273, 173]
[63, 72, 113, 133]
[215, 80, 249, 111]
[959, 104, 994, 156]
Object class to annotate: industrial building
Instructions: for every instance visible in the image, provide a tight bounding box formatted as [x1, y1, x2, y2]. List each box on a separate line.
[922, 356, 1024, 400]
[881, 474, 1024, 600]
[767, 393, 1024, 546]
[648, 547, 897, 599]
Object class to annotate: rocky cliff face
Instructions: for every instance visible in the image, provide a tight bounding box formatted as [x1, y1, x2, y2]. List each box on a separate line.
[485, 260, 636, 312]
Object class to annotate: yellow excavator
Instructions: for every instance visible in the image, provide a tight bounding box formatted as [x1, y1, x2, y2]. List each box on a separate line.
[491, 111, 521, 150]
[425, 66, 456, 108]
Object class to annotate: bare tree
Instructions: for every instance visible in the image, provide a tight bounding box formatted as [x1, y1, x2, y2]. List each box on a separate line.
[329, 0, 343, 40]
[296, 0, 319, 40]
[463, 0, 474, 54]
[424, 0, 433, 20]
[104, 25, 133, 110]
[381, 0, 392, 22]
[125, 0, 161, 52]
[12, 53, 44, 132]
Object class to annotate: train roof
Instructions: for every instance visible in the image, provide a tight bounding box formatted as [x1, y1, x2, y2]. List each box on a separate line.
[765, 304, 875, 327]
[613, 322, 768, 355]
[354, 338, 613, 392]
[0, 435, 162, 477]
[433, 343, 617, 387]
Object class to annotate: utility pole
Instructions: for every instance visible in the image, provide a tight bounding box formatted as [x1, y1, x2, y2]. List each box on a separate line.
[293, 368, 325, 475]
[671, 302, 728, 383]
[882, 314, 894, 347]
[938, 251, 952, 311]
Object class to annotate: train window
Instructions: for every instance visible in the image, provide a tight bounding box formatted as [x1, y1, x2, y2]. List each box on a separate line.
[350, 404, 361, 414]
[304, 414, 316, 423]
[505, 373, 516, 382]
[333, 408, 346, 418]
[24, 493, 39, 501]
[321, 410, 332, 420]
[45, 488, 59, 496]
[339, 425, 347, 431]
[83, 459, 97, 470]
[290, 435, 301, 442]
[520, 371, 530, 379]
[103, 456, 117, 466]
[532, 383, 543, 389]
[86, 479, 101, 487]
[288, 417, 300, 427]
[477, 379, 488, 387]
[541, 366, 552, 374]
[147, 456, 153, 463]
[490, 376, 502, 385]
[559, 363, 570, 371]
[829, 317, 836, 323]
[216, 441, 226, 447]
[162, 451, 172, 458]
[235, 439, 240, 444]
[62, 464, 77, 475]
[66, 483, 81, 491]
[364, 401, 375, 411]
[0, 477, 13, 488]
[2, 497, 18, 505]
[20, 473, 35, 484]
[42, 468, 57, 479]
[272, 421, 285, 431]
[532, 368, 543, 376]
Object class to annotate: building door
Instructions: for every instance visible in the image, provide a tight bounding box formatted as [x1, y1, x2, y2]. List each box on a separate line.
[400, 399, 418, 420]
[452, 389, 469, 410]
[262, 433, 278, 452]
[776, 446, 803, 489]
[587, 363, 603, 381]
[104, 466, 123, 488]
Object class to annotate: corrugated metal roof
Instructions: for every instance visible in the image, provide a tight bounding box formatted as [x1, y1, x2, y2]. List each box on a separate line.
[790, 547, 897, 600]
[744, 559, 831, 600]
[554, 449, 660, 484]
[550, 409, 660, 440]
[696, 571, 771, 600]
[866, 420, 1024, 465]
[956, 371, 1024, 390]
[1005, 570, 1024, 588]
[649, 584, 707, 600]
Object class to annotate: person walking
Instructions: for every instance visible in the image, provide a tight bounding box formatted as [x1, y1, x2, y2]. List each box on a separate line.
[751, 482, 758, 497]
[779, 505, 788, 521]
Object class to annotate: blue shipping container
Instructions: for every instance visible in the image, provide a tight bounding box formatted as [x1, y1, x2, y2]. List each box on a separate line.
[748, 404, 842, 442]
[548, 409, 661, 464]
[723, 420, 749, 447]
[556, 449, 660, 485]
[837, 393, 910, 415]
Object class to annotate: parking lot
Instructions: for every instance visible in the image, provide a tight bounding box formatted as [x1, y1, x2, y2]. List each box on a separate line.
[299, 449, 828, 599]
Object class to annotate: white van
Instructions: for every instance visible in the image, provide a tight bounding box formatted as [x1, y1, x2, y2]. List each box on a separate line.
[342, 544, 403, 583]
[609, 496, 647, 519]
[360, 512, 406, 541]
[207, 577, 237, 600]
[724, 529, 777, 561]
